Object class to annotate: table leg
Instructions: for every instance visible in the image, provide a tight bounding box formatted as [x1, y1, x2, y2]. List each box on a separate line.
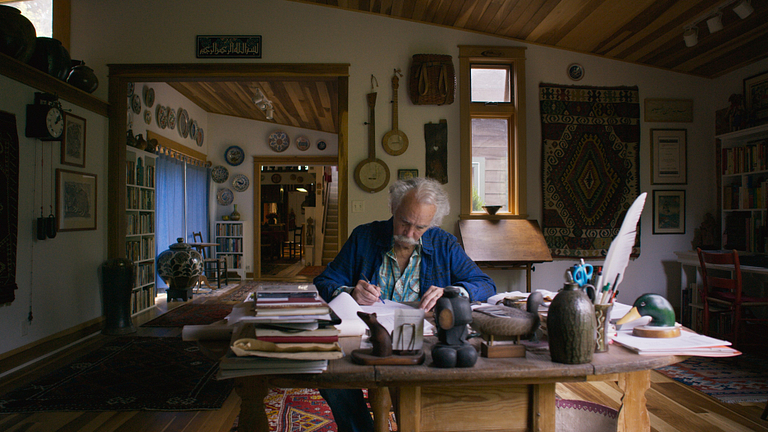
[617, 370, 651, 432]
[369, 387, 392, 432]
[234, 377, 270, 432]
[531, 383, 556, 432]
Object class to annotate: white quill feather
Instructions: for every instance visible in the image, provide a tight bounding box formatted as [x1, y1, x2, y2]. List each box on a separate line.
[596, 192, 647, 297]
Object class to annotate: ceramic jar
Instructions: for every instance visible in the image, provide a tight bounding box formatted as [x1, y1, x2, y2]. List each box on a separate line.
[28, 37, 71, 80]
[547, 282, 596, 364]
[134, 133, 147, 151]
[67, 60, 99, 93]
[0, 5, 36, 63]
[157, 238, 202, 292]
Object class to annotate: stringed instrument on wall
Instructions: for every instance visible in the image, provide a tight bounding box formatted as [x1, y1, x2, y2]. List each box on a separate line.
[382, 69, 408, 156]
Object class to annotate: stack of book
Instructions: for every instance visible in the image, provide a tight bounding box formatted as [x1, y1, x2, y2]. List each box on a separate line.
[217, 284, 344, 379]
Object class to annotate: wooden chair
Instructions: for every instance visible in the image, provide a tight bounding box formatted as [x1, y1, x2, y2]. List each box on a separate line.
[696, 248, 768, 349]
[283, 225, 304, 259]
[193, 232, 228, 289]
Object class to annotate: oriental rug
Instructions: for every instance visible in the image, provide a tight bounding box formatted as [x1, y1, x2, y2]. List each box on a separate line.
[298, 266, 326, 277]
[655, 353, 768, 403]
[539, 84, 641, 258]
[0, 111, 19, 304]
[141, 303, 234, 327]
[0, 337, 233, 412]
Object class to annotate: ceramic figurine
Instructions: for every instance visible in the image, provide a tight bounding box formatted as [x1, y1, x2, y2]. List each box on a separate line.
[616, 293, 676, 327]
[431, 286, 477, 368]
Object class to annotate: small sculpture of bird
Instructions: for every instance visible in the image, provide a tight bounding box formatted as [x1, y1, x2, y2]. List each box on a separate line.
[616, 293, 680, 338]
[471, 291, 545, 340]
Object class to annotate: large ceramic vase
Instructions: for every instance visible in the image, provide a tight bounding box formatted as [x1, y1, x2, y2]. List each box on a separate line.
[0, 5, 36, 63]
[229, 204, 241, 221]
[157, 238, 202, 301]
[547, 282, 595, 364]
[67, 60, 99, 93]
[28, 37, 71, 80]
[100, 258, 137, 335]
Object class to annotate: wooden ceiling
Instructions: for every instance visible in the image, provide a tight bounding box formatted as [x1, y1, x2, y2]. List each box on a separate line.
[291, 0, 768, 79]
[169, 79, 339, 134]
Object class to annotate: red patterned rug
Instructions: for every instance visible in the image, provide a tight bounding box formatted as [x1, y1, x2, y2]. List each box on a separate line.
[230, 388, 397, 432]
[655, 353, 768, 403]
[141, 303, 233, 327]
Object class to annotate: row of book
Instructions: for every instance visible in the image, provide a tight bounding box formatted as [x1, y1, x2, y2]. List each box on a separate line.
[134, 261, 155, 286]
[126, 213, 154, 236]
[130, 285, 155, 314]
[218, 253, 242, 270]
[126, 236, 155, 262]
[216, 223, 243, 237]
[127, 187, 154, 210]
[218, 284, 343, 379]
[126, 158, 155, 187]
[721, 139, 768, 176]
[723, 211, 767, 253]
[217, 238, 243, 253]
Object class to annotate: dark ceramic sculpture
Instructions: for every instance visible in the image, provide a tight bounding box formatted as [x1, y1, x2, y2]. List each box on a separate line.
[28, 37, 71, 80]
[431, 286, 477, 368]
[547, 282, 595, 364]
[157, 238, 202, 301]
[0, 5, 36, 63]
[67, 60, 99, 93]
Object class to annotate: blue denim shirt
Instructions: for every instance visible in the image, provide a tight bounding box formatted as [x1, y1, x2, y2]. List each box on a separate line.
[314, 218, 496, 303]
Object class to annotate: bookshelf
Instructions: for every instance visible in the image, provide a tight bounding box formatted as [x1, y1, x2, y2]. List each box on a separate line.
[126, 146, 157, 314]
[215, 221, 247, 279]
[719, 124, 768, 254]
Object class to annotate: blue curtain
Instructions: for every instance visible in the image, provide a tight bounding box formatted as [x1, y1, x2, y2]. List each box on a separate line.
[186, 163, 210, 242]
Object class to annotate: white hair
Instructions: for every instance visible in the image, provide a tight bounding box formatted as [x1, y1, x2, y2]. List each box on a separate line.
[389, 177, 450, 227]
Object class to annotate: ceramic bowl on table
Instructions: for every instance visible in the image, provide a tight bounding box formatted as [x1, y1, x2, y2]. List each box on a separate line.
[482, 205, 501, 215]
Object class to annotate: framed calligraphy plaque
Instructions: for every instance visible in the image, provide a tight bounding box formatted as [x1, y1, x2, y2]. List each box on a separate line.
[651, 129, 687, 185]
[644, 98, 693, 122]
[196, 35, 262, 59]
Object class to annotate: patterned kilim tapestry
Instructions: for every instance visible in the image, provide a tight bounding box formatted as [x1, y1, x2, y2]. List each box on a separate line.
[540, 83, 641, 258]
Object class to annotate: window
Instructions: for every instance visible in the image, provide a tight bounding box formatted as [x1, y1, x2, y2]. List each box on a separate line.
[5, 0, 52, 37]
[459, 46, 526, 217]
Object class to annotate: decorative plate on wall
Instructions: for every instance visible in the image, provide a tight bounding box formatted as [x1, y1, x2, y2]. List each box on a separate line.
[131, 94, 141, 114]
[167, 108, 176, 130]
[271, 173, 282, 183]
[268, 131, 290, 152]
[217, 188, 234, 206]
[317, 139, 327, 150]
[143, 109, 151, 125]
[143, 85, 155, 108]
[232, 174, 250, 192]
[189, 119, 198, 141]
[127, 82, 134, 96]
[295, 136, 310, 151]
[156, 104, 167, 129]
[177, 108, 189, 138]
[225, 145, 245, 166]
[196, 127, 204, 147]
[211, 165, 229, 183]
[567, 63, 584, 81]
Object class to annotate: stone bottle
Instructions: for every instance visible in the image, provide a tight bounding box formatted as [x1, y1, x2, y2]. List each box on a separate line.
[547, 281, 595, 364]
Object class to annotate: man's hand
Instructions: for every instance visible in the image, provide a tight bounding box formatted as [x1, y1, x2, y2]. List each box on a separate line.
[418, 285, 444, 311]
[352, 279, 381, 305]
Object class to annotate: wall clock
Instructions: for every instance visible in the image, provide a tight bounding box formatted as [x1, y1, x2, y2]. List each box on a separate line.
[354, 91, 390, 193]
[25, 92, 65, 141]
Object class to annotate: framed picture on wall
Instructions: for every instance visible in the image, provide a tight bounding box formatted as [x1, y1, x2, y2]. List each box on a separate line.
[61, 113, 86, 167]
[56, 169, 97, 231]
[744, 70, 768, 125]
[653, 190, 685, 234]
[398, 169, 418, 180]
[651, 129, 687, 185]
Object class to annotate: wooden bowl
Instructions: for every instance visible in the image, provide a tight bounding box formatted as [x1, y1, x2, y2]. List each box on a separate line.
[482, 205, 501, 215]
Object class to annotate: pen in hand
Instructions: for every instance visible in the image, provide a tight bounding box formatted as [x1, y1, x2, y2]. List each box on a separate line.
[360, 273, 384, 304]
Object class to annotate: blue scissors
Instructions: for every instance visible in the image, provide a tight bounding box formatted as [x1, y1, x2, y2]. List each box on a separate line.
[572, 263, 593, 287]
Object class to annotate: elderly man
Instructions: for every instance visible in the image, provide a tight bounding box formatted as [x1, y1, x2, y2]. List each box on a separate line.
[313, 177, 496, 432]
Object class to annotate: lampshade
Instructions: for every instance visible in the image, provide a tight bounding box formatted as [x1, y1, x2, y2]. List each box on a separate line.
[706, 13, 723, 33]
[684, 27, 698, 47]
[733, 0, 754, 19]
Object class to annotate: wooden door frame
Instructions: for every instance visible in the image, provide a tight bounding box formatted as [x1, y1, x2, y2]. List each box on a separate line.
[106, 64, 349, 273]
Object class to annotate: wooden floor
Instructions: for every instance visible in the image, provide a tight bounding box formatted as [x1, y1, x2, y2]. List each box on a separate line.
[2, 285, 767, 432]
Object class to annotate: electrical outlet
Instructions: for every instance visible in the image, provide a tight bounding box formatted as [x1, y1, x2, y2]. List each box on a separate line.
[246, 265, 251, 271]
[352, 200, 365, 213]
[21, 320, 28, 337]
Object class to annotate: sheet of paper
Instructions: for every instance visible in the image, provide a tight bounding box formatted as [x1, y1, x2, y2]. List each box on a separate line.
[328, 292, 368, 336]
[612, 330, 731, 352]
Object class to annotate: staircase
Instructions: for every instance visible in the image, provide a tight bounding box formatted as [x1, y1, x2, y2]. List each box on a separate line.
[321, 173, 339, 265]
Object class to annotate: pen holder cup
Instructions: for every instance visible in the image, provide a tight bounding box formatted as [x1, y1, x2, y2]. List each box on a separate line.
[594, 303, 613, 353]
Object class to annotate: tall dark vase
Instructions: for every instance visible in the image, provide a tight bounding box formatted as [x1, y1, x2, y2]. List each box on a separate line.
[28, 37, 71, 80]
[0, 5, 36, 63]
[101, 258, 137, 335]
[547, 282, 595, 364]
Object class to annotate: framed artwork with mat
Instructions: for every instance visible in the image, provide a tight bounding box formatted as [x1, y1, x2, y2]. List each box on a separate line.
[61, 113, 86, 167]
[56, 169, 97, 231]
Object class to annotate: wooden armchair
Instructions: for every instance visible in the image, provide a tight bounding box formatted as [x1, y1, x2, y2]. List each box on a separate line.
[192, 231, 228, 289]
[283, 224, 304, 259]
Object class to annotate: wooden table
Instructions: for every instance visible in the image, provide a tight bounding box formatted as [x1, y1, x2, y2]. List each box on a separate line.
[230, 337, 684, 432]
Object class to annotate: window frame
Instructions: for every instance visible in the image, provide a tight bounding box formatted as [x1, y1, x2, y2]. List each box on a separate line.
[459, 45, 527, 219]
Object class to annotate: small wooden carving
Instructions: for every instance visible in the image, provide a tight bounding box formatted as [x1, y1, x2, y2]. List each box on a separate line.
[358, 312, 392, 357]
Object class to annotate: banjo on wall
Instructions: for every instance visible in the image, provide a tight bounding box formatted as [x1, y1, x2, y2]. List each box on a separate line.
[355, 76, 390, 193]
[382, 69, 408, 156]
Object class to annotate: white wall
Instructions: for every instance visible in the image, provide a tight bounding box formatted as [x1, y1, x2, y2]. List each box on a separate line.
[0, 75, 109, 355]
[3, 0, 764, 356]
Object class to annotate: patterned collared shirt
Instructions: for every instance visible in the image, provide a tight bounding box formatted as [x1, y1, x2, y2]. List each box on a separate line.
[377, 240, 422, 302]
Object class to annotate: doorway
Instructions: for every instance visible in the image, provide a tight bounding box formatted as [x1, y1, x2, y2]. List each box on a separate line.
[106, 64, 349, 286]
